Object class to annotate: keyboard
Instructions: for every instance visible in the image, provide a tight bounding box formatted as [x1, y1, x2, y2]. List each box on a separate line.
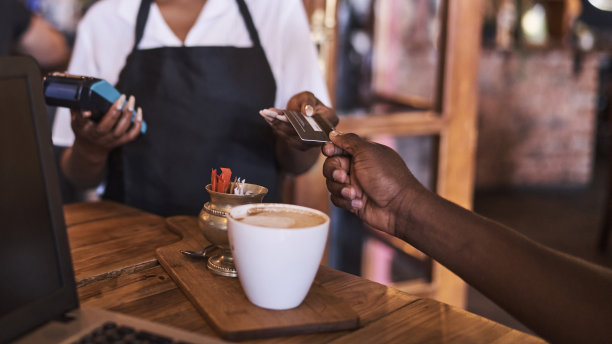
[71, 321, 195, 344]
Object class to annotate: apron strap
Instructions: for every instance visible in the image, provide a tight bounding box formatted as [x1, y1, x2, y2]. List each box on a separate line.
[133, 0, 153, 51]
[132, 0, 263, 51]
[235, 0, 263, 48]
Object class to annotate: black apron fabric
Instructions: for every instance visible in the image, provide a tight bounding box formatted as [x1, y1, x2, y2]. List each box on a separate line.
[107, 0, 278, 216]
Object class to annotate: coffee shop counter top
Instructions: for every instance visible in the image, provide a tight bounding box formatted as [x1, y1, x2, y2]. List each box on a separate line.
[64, 200, 544, 343]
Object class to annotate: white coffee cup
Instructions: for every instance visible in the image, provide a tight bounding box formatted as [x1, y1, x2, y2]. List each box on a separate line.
[227, 203, 330, 310]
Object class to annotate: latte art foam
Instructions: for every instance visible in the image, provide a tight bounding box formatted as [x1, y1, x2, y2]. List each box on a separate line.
[237, 208, 326, 228]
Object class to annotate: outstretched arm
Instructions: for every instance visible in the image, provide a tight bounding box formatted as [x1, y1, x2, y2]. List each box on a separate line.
[322, 132, 612, 343]
[18, 14, 69, 69]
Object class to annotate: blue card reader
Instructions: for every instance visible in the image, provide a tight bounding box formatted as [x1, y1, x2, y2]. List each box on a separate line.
[43, 72, 147, 134]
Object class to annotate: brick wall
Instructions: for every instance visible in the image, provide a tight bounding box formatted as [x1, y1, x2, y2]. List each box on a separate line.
[476, 49, 600, 189]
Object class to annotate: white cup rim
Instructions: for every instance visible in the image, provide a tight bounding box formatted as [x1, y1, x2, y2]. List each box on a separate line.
[227, 203, 329, 230]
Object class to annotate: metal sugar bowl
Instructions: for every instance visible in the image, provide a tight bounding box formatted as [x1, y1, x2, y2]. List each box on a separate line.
[198, 183, 268, 277]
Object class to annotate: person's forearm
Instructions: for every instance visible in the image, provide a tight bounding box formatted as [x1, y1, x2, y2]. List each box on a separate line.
[60, 141, 108, 188]
[396, 192, 612, 343]
[19, 15, 69, 68]
[275, 141, 319, 175]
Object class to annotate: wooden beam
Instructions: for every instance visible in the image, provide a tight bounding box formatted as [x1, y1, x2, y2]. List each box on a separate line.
[434, 0, 485, 309]
[337, 111, 445, 137]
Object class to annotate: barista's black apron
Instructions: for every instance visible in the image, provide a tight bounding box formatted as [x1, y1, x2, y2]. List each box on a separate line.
[107, 0, 278, 216]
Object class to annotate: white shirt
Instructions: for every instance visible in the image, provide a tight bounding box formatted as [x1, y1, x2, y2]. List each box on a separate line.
[52, 0, 329, 146]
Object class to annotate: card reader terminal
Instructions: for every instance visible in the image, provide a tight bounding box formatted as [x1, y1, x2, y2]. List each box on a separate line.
[43, 72, 147, 134]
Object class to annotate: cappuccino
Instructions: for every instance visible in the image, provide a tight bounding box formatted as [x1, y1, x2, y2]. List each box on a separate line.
[237, 207, 326, 229]
[228, 203, 330, 309]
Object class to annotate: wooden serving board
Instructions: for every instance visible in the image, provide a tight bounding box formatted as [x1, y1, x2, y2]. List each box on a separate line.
[156, 216, 360, 341]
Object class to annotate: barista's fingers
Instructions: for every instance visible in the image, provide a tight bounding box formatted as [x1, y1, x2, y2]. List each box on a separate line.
[71, 110, 87, 127]
[303, 104, 314, 116]
[70, 110, 98, 139]
[314, 102, 339, 127]
[113, 95, 135, 137]
[259, 110, 274, 123]
[265, 111, 322, 150]
[268, 119, 295, 138]
[97, 94, 126, 133]
[286, 91, 316, 112]
[269, 120, 321, 149]
[287, 91, 337, 127]
[259, 108, 276, 122]
[94, 107, 142, 148]
[119, 107, 143, 144]
[259, 108, 288, 123]
[78, 118, 97, 138]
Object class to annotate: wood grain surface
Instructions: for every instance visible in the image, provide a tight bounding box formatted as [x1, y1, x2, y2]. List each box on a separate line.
[156, 216, 360, 341]
[65, 201, 179, 286]
[68, 201, 546, 343]
[64, 200, 142, 226]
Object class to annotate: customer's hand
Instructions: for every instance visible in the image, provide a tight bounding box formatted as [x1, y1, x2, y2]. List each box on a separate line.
[322, 132, 428, 236]
[70, 94, 143, 156]
[260, 91, 338, 150]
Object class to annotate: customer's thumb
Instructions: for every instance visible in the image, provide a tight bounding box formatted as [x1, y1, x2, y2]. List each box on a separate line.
[329, 131, 365, 156]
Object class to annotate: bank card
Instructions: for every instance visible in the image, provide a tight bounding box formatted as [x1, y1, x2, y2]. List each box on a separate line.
[283, 110, 334, 143]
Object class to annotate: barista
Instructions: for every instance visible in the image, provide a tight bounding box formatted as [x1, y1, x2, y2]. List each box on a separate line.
[53, 0, 335, 216]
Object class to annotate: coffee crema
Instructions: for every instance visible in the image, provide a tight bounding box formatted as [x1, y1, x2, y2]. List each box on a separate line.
[237, 207, 326, 228]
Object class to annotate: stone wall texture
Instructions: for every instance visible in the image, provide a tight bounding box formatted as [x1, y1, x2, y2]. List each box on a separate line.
[476, 50, 600, 189]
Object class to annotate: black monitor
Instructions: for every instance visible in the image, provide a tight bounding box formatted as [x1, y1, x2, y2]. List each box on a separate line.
[0, 56, 78, 343]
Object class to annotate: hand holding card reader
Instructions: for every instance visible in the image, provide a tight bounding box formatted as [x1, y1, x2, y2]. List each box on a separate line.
[43, 72, 147, 134]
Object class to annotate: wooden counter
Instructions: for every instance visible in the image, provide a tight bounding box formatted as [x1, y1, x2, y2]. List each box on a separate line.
[66, 200, 544, 343]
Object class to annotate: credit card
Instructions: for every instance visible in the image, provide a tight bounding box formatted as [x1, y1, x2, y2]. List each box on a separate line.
[283, 110, 335, 143]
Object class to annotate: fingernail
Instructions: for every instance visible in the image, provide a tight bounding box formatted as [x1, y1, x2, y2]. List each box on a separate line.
[330, 130, 340, 137]
[351, 199, 363, 208]
[341, 187, 353, 199]
[136, 107, 142, 121]
[82, 111, 91, 118]
[260, 109, 276, 117]
[115, 94, 126, 110]
[304, 104, 314, 116]
[127, 95, 135, 112]
[332, 169, 345, 182]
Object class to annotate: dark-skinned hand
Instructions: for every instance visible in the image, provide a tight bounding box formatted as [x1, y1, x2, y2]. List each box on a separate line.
[322, 132, 428, 236]
[70, 94, 143, 156]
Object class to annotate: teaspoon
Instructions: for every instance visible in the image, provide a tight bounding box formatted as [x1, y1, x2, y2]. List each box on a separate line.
[180, 244, 216, 259]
